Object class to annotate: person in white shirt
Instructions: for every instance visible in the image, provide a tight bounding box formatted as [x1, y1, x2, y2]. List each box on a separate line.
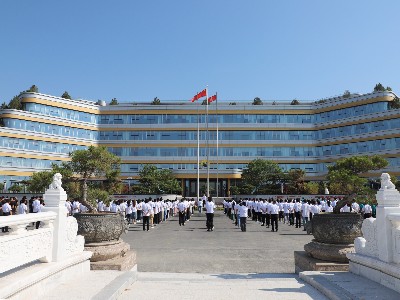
[125, 200, 133, 224]
[32, 197, 42, 229]
[110, 201, 121, 213]
[351, 200, 360, 213]
[301, 200, 310, 231]
[362, 203, 372, 219]
[136, 200, 142, 222]
[340, 204, 351, 213]
[177, 199, 186, 226]
[65, 200, 72, 216]
[72, 200, 80, 215]
[270, 200, 280, 232]
[119, 200, 127, 218]
[142, 199, 151, 231]
[205, 197, 215, 231]
[80, 203, 88, 213]
[238, 201, 248, 232]
[18, 199, 28, 215]
[294, 199, 302, 228]
[97, 200, 104, 212]
[2, 198, 12, 232]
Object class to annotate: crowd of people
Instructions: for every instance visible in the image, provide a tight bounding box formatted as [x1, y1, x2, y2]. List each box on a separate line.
[222, 197, 377, 233]
[0, 195, 45, 232]
[1, 194, 377, 234]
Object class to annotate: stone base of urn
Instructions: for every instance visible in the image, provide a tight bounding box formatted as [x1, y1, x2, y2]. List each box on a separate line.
[304, 240, 355, 263]
[85, 239, 136, 271]
[294, 251, 349, 273]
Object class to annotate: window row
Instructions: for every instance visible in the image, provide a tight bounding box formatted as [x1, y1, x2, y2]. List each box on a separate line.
[0, 136, 86, 154]
[107, 137, 400, 157]
[3, 119, 97, 140]
[99, 130, 315, 141]
[24, 103, 97, 123]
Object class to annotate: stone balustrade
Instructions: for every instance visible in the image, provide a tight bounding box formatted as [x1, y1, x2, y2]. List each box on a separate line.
[0, 212, 56, 273]
[347, 173, 400, 293]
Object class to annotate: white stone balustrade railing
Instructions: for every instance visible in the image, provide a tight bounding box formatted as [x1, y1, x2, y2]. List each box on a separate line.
[0, 212, 57, 273]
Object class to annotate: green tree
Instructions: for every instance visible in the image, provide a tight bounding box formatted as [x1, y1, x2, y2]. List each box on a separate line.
[252, 97, 263, 105]
[241, 159, 284, 194]
[290, 99, 300, 105]
[27, 85, 39, 93]
[61, 91, 72, 99]
[137, 165, 181, 194]
[8, 95, 22, 110]
[87, 188, 110, 206]
[69, 146, 121, 211]
[304, 182, 319, 194]
[229, 102, 237, 105]
[1, 102, 8, 109]
[9, 184, 23, 193]
[28, 170, 54, 193]
[201, 99, 208, 105]
[286, 169, 306, 194]
[327, 155, 388, 195]
[0, 182, 4, 191]
[343, 90, 351, 98]
[374, 83, 386, 92]
[158, 169, 181, 194]
[318, 181, 326, 194]
[389, 96, 400, 109]
[110, 98, 118, 105]
[151, 97, 161, 105]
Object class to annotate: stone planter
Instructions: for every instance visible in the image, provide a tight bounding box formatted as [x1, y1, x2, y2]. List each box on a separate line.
[74, 212, 135, 271]
[311, 213, 363, 244]
[74, 212, 126, 244]
[305, 213, 363, 263]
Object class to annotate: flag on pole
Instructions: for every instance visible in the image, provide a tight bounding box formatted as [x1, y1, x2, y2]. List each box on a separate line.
[208, 94, 217, 103]
[191, 89, 207, 102]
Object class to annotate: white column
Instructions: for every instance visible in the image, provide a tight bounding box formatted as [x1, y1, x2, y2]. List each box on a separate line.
[43, 188, 68, 262]
[376, 188, 400, 263]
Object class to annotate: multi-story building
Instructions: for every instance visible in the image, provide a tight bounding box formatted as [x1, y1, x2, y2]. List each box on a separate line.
[0, 90, 399, 196]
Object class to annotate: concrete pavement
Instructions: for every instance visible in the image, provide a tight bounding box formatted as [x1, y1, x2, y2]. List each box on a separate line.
[124, 210, 313, 273]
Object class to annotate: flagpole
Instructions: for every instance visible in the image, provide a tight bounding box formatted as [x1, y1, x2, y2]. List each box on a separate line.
[197, 104, 200, 204]
[206, 86, 210, 198]
[216, 92, 219, 200]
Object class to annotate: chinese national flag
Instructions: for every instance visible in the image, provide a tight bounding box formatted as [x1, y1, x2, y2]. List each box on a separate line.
[208, 94, 217, 103]
[191, 89, 207, 102]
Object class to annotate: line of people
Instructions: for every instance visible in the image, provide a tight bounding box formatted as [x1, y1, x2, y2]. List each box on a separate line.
[223, 197, 377, 233]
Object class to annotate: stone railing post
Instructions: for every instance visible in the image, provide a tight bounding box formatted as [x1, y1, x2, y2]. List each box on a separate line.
[42, 173, 68, 262]
[376, 173, 400, 263]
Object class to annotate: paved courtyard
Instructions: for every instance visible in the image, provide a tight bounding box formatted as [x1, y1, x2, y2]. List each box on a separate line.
[124, 210, 313, 274]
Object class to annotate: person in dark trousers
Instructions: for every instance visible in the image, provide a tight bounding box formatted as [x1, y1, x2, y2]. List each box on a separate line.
[239, 202, 248, 232]
[205, 197, 215, 231]
[142, 199, 151, 231]
[270, 200, 279, 232]
[177, 199, 186, 226]
[294, 198, 302, 228]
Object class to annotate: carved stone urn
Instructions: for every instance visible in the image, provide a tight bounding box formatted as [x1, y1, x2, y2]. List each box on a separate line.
[74, 212, 126, 243]
[74, 213, 135, 270]
[304, 213, 363, 263]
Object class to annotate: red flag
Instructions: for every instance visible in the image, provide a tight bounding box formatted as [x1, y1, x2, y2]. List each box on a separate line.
[208, 94, 217, 103]
[191, 89, 207, 102]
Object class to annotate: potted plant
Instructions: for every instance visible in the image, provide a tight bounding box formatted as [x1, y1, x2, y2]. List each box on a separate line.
[304, 155, 388, 263]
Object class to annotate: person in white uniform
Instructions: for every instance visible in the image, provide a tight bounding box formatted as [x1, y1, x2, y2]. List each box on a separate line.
[205, 197, 215, 231]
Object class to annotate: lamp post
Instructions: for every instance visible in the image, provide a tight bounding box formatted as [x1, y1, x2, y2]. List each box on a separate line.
[127, 177, 132, 194]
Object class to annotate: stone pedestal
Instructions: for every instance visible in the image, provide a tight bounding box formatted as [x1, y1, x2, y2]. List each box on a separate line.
[294, 251, 349, 273]
[304, 240, 354, 263]
[85, 239, 136, 271]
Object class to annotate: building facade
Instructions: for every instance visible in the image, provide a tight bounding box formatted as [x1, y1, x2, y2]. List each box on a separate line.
[0, 91, 399, 196]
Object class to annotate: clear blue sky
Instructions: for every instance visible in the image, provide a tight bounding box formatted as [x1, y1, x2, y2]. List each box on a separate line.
[1, 0, 399, 103]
